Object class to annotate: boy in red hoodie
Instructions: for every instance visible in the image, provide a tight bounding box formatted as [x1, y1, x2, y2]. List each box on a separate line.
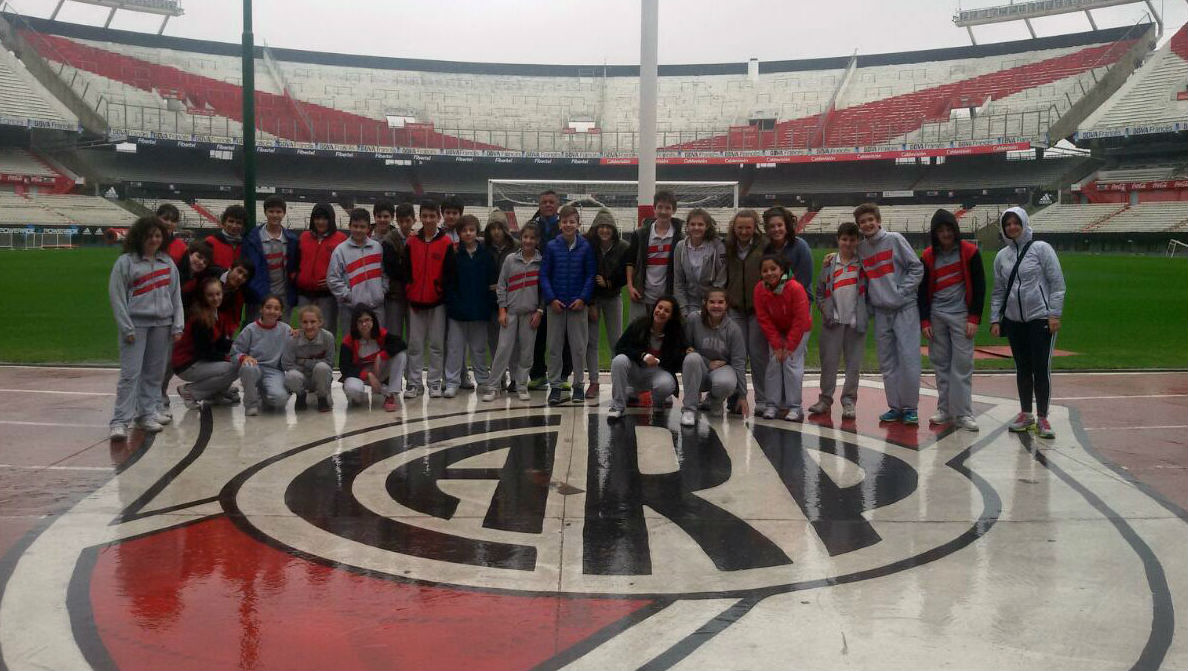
[205, 205, 247, 270]
[753, 254, 812, 422]
[403, 199, 456, 397]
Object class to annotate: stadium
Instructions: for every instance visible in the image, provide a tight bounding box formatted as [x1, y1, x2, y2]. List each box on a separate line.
[0, 0, 1185, 669]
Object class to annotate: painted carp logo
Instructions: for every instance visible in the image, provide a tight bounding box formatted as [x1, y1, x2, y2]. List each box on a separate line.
[225, 407, 996, 597]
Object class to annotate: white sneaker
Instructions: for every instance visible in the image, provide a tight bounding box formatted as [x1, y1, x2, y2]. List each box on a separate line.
[517, 389, 531, 402]
[929, 411, 951, 425]
[404, 386, 421, 399]
[151, 411, 172, 426]
[841, 402, 856, 420]
[762, 407, 777, 420]
[109, 424, 128, 441]
[137, 417, 165, 433]
[785, 409, 804, 423]
[443, 386, 458, 398]
[244, 406, 259, 417]
[680, 409, 696, 427]
[955, 415, 980, 432]
[481, 389, 497, 402]
[606, 407, 624, 419]
[428, 386, 443, 398]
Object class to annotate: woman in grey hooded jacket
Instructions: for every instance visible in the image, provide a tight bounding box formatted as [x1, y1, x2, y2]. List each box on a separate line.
[989, 206, 1066, 439]
[672, 207, 726, 320]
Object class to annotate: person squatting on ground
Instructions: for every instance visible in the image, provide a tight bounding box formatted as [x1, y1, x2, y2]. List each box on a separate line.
[328, 208, 388, 337]
[990, 206, 1066, 440]
[243, 195, 300, 324]
[232, 294, 293, 416]
[403, 199, 455, 398]
[339, 307, 408, 412]
[541, 205, 596, 406]
[584, 208, 630, 399]
[484, 223, 544, 403]
[283, 304, 336, 413]
[608, 296, 688, 419]
[723, 209, 769, 414]
[919, 208, 985, 433]
[444, 215, 496, 397]
[681, 288, 748, 426]
[810, 222, 867, 420]
[672, 207, 726, 322]
[108, 216, 185, 440]
[626, 190, 683, 323]
[295, 203, 347, 340]
[173, 276, 240, 409]
[754, 254, 812, 421]
[854, 202, 924, 425]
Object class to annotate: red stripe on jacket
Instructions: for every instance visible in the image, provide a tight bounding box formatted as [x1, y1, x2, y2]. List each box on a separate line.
[348, 267, 384, 288]
[346, 253, 382, 274]
[132, 278, 173, 296]
[864, 263, 895, 279]
[920, 240, 982, 327]
[133, 267, 172, 287]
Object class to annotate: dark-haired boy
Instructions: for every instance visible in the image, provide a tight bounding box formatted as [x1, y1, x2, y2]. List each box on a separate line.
[243, 195, 299, 323]
[441, 196, 465, 245]
[625, 189, 683, 322]
[810, 222, 867, 420]
[374, 200, 407, 341]
[853, 203, 923, 425]
[327, 208, 388, 337]
[205, 205, 247, 270]
[403, 199, 455, 397]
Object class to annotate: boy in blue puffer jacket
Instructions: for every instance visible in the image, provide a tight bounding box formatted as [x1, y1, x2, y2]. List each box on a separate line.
[444, 215, 496, 397]
[540, 205, 596, 405]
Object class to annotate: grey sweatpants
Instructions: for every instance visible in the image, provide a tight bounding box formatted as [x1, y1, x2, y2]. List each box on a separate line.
[729, 310, 769, 410]
[407, 304, 446, 392]
[764, 332, 809, 412]
[487, 312, 537, 391]
[929, 310, 974, 419]
[547, 308, 588, 388]
[111, 325, 172, 427]
[176, 360, 238, 401]
[610, 354, 676, 412]
[682, 354, 736, 411]
[818, 323, 865, 407]
[298, 295, 338, 341]
[239, 365, 289, 410]
[284, 362, 333, 399]
[446, 319, 490, 388]
[873, 304, 922, 411]
[343, 351, 407, 404]
[586, 295, 623, 377]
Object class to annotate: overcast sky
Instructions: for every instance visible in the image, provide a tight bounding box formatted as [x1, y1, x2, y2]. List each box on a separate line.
[7, 0, 1186, 64]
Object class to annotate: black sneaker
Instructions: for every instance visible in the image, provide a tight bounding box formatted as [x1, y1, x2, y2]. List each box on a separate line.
[294, 393, 307, 411]
[548, 388, 565, 406]
[317, 396, 331, 413]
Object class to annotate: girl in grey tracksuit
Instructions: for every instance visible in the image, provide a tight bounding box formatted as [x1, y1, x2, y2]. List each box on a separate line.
[108, 217, 185, 437]
[990, 206, 1066, 438]
[672, 207, 726, 320]
[682, 289, 748, 420]
[232, 295, 293, 414]
[485, 225, 545, 398]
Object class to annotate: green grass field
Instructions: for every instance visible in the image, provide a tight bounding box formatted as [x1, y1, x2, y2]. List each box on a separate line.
[1, 247, 1185, 369]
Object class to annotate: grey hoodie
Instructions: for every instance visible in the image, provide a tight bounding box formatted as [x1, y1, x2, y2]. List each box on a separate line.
[673, 237, 726, 316]
[232, 320, 293, 369]
[990, 207, 1066, 324]
[858, 226, 923, 311]
[282, 328, 336, 375]
[685, 316, 748, 400]
[109, 251, 185, 339]
[496, 249, 543, 315]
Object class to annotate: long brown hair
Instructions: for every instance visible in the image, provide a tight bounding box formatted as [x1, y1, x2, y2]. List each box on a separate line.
[193, 276, 222, 330]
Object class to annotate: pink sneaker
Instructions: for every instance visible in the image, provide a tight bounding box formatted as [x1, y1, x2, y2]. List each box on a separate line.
[383, 394, 399, 413]
[1036, 416, 1054, 439]
[1008, 412, 1035, 433]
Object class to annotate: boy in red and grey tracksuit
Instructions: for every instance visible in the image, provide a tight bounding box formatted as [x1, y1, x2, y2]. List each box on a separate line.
[403, 200, 456, 397]
[327, 208, 388, 337]
[811, 222, 867, 419]
[919, 209, 985, 431]
[854, 203, 924, 424]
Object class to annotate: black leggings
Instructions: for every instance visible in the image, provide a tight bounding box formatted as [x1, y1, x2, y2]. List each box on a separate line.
[1003, 318, 1055, 416]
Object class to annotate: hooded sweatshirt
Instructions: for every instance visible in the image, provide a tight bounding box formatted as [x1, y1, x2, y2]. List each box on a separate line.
[282, 328, 336, 376]
[497, 249, 544, 315]
[816, 252, 868, 332]
[587, 208, 630, 301]
[231, 319, 293, 369]
[990, 207, 1066, 324]
[446, 241, 497, 322]
[918, 209, 985, 328]
[685, 315, 748, 400]
[485, 210, 520, 274]
[858, 226, 923, 311]
[204, 229, 243, 269]
[109, 251, 185, 339]
[673, 235, 726, 315]
[296, 203, 348, 296]
[327, 232, 388, 310]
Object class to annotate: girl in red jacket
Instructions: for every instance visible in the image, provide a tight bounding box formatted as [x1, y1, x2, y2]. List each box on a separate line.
[753, 255, 812, 422]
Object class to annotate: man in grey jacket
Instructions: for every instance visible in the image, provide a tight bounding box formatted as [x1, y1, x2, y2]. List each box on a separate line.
[854, 203, 924, 425]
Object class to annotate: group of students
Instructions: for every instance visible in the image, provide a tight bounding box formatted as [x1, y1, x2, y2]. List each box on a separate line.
[108, 191, 1066, 441]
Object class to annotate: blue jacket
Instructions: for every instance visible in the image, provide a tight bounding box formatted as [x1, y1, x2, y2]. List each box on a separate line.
[541, 234, 596, 306]
[242, 225, 300, 307]
[446, 242, 497, 322]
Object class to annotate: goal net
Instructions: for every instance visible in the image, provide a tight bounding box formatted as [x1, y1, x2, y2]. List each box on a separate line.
[488, 180, 738, 233]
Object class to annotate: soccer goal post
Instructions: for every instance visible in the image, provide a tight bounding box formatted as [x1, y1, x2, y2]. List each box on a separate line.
[488, 179, 738, 233]
[1166, 239, 1188, 258]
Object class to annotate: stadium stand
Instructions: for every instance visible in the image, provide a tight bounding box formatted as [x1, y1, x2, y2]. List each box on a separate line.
[806, 204, 966, 234]
[1087, 203, 1188, 233]
[0, 42, 76, 129]
[0, 146, 57, 178]
[1027, 203, 1127, 231]
[72, 148, 238, 186]
[1078, 23, 1188, 137]
[27, 193, 134, 226]
[1095, 164, 1184, 183]
[912, 155, 1093, 191]
[0, 191, 69, 224]
[137, 198, 208, 228]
